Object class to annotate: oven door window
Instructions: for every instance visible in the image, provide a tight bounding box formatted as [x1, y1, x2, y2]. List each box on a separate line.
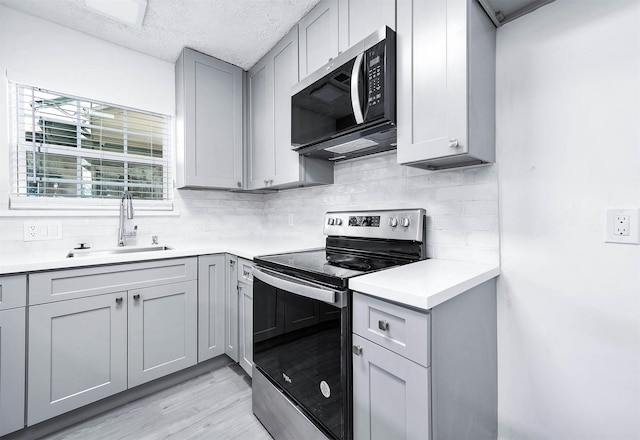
[253, 277, 345, 440]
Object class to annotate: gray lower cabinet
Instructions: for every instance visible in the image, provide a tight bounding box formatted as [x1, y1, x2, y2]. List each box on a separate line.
[0, 275, 26, 437]
[237, 258, 254, 377]
[27, 258, 199, 426]
[225, 254, 239, 361]
[352, 333, 429, 440]
[396, 0, 496, 170]
[27, 292, 128, 426]
[197, 254, 226, 361]
[352, 279, 497, 440]
[128, 281, 198, 388]
[175, 47, 244, 189]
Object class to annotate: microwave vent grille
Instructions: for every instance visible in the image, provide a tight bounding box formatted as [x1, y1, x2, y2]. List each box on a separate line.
[325, 138, 378, 154]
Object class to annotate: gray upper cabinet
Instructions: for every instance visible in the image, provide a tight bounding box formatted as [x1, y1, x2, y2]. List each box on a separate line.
[176, 48, 244, 189]
[397, 0, 496, 170]
[338, 0, 396, 51]
[298, 0, 340, 80]
[247, 26, 333, 190]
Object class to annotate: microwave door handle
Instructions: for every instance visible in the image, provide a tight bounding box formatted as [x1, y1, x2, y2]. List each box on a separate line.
[351, 52, 365, 124]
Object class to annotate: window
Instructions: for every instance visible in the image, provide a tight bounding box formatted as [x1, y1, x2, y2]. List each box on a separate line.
[9, 83, 172, 210]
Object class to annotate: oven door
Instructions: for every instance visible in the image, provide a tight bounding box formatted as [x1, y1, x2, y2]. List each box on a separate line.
[252, 266, 351, 440]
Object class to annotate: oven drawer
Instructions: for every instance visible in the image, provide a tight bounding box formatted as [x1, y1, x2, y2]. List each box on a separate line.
[352, 292, 430, 367]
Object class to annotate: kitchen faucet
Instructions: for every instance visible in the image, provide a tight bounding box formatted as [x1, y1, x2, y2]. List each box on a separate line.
[118, 190, 137, 246]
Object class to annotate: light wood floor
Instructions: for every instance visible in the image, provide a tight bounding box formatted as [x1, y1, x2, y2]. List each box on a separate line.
[41, 361, 273, 440]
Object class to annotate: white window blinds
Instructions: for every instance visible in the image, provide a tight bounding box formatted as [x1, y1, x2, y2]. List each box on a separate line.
[9, 83, 172, 210]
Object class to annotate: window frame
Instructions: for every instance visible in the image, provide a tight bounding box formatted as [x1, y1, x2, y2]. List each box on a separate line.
[8, 82, 174, 212]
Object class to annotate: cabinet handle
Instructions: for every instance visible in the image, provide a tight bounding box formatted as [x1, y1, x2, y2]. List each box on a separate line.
[133, 294, 141, 301]
[352, 345, 363, 356]
[449, 138, 459, 148]
[378, 320, 390, 331]
[230, 260, 236, 266]
[115, 297, 123, 304]
[243, 270, 251, 278]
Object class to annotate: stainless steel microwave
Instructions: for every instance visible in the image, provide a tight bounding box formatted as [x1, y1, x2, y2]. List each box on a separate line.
[291, 26, 396, 162]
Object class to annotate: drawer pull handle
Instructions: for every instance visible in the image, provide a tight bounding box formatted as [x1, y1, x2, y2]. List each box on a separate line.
[133, 294, 141, 301]
[352, 345, 363, 356]
[115, 297, 123, 304]
[378, 320, 390, 331]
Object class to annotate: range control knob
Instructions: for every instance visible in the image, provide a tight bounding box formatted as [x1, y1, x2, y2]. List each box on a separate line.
[335, 218, 343, 226]
[389, 217, 398, 228]
[328, 218, 335, 225]
[401, 217, 410, 228]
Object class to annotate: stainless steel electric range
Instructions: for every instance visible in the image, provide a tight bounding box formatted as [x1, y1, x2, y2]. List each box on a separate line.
[251, 209, 427, 440]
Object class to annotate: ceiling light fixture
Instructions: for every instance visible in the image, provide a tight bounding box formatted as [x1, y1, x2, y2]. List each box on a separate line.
[85, 0, 148, 27]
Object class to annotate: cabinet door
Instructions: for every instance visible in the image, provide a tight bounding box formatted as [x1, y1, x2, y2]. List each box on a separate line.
[238, 281, 253, 377]
[247, 55, 275, 190]
[397, 0, 468, 163]
[28, 293, 127, 426]
[272, 26, 302, 186]
[299, 0, 340, 79]
[338, 0, 396, 51]
[128, 281, 198, 388]
[176, 48, 243, 189]
[352, 334, 430, 440]
[197, 254, 226, 362]
[225, 254, 239, 361]
[0, 307, 25, 436]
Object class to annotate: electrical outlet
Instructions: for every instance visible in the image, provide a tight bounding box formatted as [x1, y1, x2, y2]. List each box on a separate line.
[614, 215, 630, 236]
[23, 221, 63, 242]
[605, 208, 639, 244]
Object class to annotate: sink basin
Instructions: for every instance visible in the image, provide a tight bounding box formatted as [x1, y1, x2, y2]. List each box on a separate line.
[66, 245, 173, 258]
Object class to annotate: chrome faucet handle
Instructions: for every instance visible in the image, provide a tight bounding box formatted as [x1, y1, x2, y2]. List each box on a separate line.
[152, 235, 159, 245]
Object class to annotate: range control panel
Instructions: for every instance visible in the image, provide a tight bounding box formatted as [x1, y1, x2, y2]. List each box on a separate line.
[324, 209, 426, 241]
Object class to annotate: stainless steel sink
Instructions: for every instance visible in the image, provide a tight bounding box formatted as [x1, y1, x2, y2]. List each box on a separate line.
[66, 245, 173, 258]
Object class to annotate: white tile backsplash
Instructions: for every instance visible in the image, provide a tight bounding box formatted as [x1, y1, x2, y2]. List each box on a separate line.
[0, 152, 499, 265]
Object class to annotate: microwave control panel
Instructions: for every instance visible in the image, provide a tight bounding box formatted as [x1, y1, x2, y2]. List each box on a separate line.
[365, 40, 386, 120]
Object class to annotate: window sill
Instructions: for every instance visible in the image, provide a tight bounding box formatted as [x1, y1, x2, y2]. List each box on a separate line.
[5, 197, 177, 217]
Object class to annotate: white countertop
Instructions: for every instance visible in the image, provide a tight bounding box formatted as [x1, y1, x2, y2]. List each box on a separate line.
[1, 239, 500, 311]
[0, 237, 325, 275]
[349, 259, 501, 311]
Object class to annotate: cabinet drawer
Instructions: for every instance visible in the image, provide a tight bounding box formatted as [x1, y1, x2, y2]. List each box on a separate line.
[0, 275, 26, 310]
[353, 292, 430, 367]
[238, 258, 253, 284]
[29, 258, 197, 305]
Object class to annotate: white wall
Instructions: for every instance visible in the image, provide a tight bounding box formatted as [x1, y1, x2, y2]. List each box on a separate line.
[266, 152, 500, 264]
[0, 6, 265, 253]
[496, 1, 640, 438]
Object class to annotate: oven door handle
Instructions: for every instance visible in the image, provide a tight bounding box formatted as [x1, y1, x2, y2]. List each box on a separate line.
[252, 267, 342, 305]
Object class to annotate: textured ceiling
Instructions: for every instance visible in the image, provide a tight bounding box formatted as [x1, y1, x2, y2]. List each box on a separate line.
[0, 0, 321, 70]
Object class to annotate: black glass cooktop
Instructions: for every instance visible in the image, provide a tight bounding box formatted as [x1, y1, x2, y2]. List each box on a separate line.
[254, 247, 409, 290]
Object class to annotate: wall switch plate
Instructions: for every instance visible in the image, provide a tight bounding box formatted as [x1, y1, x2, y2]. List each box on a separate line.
[288, 213, 294, 227]
[605, 208, 639, 244]
[24, 221, 63, 242]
